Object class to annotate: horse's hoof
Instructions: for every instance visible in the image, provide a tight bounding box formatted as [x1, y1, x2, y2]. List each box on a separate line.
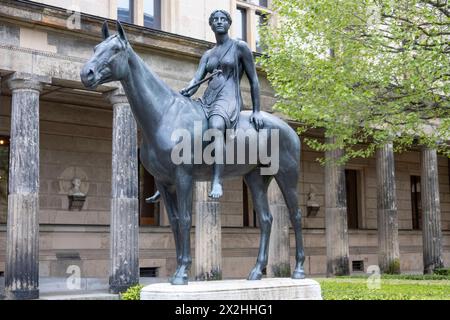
[171, 276, 188, 285]
[292, 270, 306, 279]
[145, 190, 161, 203]
[208, 184, 223, 199]
[247, 270, 263, 280]
[169, 271, 188, 281]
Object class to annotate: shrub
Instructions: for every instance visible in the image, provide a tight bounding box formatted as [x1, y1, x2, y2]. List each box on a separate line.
[336, 274, 450, 280]
[386, 259, 401, 274]
[120, 284, 144, 300]
[271, 263, 291, 277]
[433, 268, 450, 276]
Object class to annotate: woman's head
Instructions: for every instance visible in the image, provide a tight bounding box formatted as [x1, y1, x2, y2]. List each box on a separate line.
[209, 10, 232, 35]
[209, 10, 232, 26]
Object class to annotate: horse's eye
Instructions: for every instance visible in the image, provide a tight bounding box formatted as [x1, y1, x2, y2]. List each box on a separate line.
[114, 48, 120, 54]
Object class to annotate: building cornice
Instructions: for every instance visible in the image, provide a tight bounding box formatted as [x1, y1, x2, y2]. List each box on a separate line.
[0, 0, 214, 59]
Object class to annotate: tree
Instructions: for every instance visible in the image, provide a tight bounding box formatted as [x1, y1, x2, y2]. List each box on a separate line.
[259, 0, 450, 161]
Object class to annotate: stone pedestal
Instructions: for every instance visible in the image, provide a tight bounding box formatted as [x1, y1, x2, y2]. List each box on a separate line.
[267, 181, 291, 277]
[194, 181, 222, 280]
[376, 143, 400, 274]
[420, 147, 444, 274]
[324, 139, 349, 276]
[106, 89, 139, 293]
[4, 75, 46, 300]
[141, 278, 322, 300]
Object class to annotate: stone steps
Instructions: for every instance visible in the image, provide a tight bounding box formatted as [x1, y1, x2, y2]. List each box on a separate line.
[39, 291, 119, 300]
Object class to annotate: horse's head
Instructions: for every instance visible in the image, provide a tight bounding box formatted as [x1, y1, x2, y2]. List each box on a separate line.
[81, 21, 130, 89]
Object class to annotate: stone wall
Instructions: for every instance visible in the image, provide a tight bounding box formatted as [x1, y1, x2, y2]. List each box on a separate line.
[298, 140, 450, 232]
[0, 1, 449, 280]
[2, 224, 448, 278]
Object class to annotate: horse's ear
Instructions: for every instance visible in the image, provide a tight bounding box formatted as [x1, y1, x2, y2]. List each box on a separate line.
[116, 21, 128, 43]
[101, 21, 110, 40]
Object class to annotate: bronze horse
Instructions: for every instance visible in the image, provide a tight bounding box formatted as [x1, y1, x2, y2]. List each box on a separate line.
[81, 21, 305, 285]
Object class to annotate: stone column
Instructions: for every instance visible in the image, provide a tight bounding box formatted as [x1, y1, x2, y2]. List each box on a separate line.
[107, 88, 139, 293]
[325, 140, 349, 276]
[195, 181, 222, 280]
[420, 147, 444, 274]
[267, 180, 291, 277]
[376, 143, 400, 274]
[5, 75, 43, 300]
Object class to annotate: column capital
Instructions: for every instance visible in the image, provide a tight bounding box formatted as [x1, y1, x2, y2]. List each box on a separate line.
[5, 72, 50, 92]
[105, 86, 128, 105]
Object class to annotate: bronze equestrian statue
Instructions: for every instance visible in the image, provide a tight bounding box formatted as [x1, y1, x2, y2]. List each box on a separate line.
[81, 13, 305, 285]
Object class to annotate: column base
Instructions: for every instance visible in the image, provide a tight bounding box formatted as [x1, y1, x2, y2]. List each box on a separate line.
[109, 282, 138, 294]
[5, 289, 39, 300]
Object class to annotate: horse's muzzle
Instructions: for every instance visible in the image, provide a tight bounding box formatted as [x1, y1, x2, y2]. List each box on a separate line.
[80, 64, 97, 89]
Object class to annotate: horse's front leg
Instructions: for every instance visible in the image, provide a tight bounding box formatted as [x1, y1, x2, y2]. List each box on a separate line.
[171, 171, 193, 285]
[154, 182, 183, 275]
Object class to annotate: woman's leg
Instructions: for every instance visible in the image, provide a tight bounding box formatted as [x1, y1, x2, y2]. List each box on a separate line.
[208, 115, 226, 198]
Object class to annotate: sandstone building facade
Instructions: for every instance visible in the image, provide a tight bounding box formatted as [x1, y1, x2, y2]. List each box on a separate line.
[0, 0, 448, 298]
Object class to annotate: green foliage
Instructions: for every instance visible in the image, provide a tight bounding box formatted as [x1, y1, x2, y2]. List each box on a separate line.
[386, 259, 401, 274]
[197, 268, 222, 281]
[434, 268, 450, 276]
[207, 268, 223, 281]
[337, 274, 450, 280]
[120, 284, 144, 300]
[260, 0, 450, 161]
[315, 278, 450, 300]
[271, 263, 291, 277]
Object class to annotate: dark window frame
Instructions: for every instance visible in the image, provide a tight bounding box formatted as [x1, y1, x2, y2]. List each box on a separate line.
[411, 175, 422, 230]
[143, 0, 161, 30]
[117, 0, 134, 24]
[255, 10, 269, 53]
[0, 135, 10, 225]
[345, 169, 360, 230]
[243, 180, 257, 227]
[138, 149, 159, 226]
[236, 6, 248, 42]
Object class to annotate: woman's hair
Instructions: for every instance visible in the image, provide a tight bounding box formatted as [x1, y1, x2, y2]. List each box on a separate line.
[209, 9, 232, 26]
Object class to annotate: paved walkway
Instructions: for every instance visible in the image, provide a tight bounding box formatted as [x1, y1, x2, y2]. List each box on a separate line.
[0, 276, 168, 300]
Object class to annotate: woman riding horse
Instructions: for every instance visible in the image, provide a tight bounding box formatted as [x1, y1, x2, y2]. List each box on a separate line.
[80, 16, 305, 285]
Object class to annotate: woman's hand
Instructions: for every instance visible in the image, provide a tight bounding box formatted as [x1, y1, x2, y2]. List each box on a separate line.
[180, 88, 193, 97]
[250, 111, 264, 131]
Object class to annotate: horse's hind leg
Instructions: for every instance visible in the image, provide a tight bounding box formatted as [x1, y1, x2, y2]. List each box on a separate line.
[275, 171, 306, 279]
[244, 169, 273, 280]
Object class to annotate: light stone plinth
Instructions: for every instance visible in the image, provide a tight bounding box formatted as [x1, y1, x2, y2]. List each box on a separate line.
[140, 278, 322, 300]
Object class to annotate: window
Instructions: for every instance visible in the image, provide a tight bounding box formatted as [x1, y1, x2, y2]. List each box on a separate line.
[235, 7, 247, 42]
[345, 169, 359, 229]
[139, 159, 159, 226]
[411, 176, 422, 230]
[352, 260, 364, 272]
[140, 267, 159, 277]
[0, 136, 9, 224]
[255, 11, 268, 53]
[245, 0, 268, 7]
[236, 1, 272, 51]
[117, 0, 134, 23]
[143, 0, 161, 29]
[243, 180, 257, 227]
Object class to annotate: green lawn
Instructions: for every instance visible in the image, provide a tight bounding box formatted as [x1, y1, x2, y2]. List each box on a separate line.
[314, 277, 450, 300]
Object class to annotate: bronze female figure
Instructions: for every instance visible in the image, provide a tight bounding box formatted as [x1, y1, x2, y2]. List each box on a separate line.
[180, 10, 264, 198]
